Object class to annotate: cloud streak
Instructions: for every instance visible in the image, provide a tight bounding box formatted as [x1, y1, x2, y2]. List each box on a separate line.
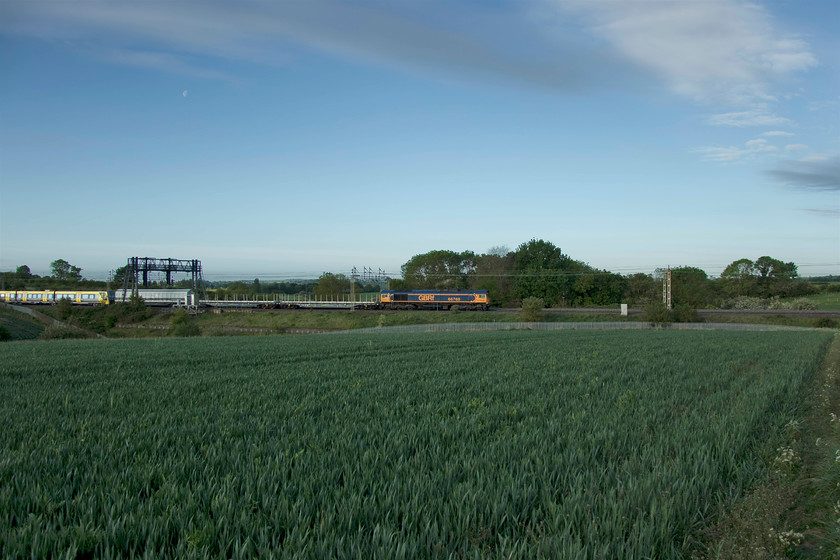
[706, 109, 792, 127]
[695, 138, 779, 163]
[0, 0, 624, 91]
[765, 155, 840, 191]
[804, 208, 840, 217]
[1, 0, 817, 102]
[95, 48, 241, 83]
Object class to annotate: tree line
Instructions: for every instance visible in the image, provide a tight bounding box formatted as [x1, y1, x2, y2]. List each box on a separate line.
[1, 260, 100, 290]
[2, 245, 832, 308]
[390, 239, 824, 308]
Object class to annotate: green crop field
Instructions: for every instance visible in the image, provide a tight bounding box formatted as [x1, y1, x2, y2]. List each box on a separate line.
[0, 306, 45, 340]
[0, 330, 833, 558]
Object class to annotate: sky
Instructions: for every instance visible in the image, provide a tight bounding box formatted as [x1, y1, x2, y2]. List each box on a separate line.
[1, 0, 838, 281]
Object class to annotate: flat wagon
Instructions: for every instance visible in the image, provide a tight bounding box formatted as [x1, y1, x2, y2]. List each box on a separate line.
[111, 289, 196, 307]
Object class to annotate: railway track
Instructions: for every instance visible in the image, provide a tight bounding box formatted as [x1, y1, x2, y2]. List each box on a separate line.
[531, 307, 840, 319]
[203, 303, 840, 319]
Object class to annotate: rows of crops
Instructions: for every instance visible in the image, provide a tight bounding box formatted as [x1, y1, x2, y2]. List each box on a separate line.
[0, 330, 832, 558]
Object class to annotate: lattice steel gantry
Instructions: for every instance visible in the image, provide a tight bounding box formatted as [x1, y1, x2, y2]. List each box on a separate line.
[124, 257, 205, 297]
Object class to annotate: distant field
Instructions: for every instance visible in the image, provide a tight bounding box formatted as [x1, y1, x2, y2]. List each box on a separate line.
[0, 330, 832, 558]
[806, 291, 840, 310]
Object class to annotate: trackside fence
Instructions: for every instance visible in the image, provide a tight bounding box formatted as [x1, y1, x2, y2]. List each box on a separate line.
[333, 321, 825, 335]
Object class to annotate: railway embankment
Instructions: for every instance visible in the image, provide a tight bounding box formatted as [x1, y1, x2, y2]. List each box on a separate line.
[11, 303, 839, 340]
[3, 303, 105, 339]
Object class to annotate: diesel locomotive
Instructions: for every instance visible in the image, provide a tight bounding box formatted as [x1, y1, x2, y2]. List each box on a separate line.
[379, 290, 489, 310]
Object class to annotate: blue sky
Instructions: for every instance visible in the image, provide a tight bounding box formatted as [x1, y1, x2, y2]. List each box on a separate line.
[1, 0, 838, 280]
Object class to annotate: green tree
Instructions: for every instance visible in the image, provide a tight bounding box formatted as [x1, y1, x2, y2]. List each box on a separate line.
[314, 273, 350, 298]
[471, 251, 516, 306]
[2, 265, 37, 289]
[112, 265, 131, 287]
[720, 258, 757, 297]
[50, 259, 82, 283]
[513, 239, 567, 306]
[225, 281, 252, 296]
[387, 278, 409, 291]
[401, 250, 476, 290]
[624, 273, 659, 306]
[754, 256, 798, 297]
[671, 266, 712, 308]
[755, 256, 797, 280]
[720, 256, 802, 298]
[572, 270, 627, 306]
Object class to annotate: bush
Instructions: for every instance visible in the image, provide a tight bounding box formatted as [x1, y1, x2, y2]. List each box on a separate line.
[106, 295, 153, 326]
[55, 298, 74, 320]
[815, 317, 837, 329]
[0, 326, 11, 342]
[786, 298, 818, 311]
[520, 297, 545, 322]
[170, 310, 200, 337]
[642, 301, 672, 326]
[672, 304, 700, 323]
[721, 296, 819, 311]
[37, 325, 90, 340]
[721, 296, 766, 310]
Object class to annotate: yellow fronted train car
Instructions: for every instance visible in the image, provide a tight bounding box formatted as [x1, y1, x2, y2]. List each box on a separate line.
[0, 290, 111, 305]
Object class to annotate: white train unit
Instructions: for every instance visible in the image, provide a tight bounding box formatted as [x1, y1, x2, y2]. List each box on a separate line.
[111, 289, 196, 307]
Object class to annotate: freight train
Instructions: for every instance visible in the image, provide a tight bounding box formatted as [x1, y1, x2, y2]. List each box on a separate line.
[2, 289, 490, 310]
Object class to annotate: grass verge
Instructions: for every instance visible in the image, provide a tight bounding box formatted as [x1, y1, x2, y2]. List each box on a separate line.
[698, 333, 840, 559]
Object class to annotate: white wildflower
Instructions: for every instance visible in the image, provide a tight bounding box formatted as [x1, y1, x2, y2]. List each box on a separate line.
[777, 530, 804, 548]
[774, 446, 797, 467]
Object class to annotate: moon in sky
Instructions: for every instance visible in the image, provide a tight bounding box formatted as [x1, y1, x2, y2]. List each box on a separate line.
[182, 90, 188, 97]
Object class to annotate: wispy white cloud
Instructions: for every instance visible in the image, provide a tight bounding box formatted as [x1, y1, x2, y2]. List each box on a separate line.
[706, 109, 792, 127]
[543, 0, 817, 104]
[784, 144, 808, 152]
[0, 0, 818, 102]
[797, 153, 836, 163]
[95, 48, 241, 83]
[0, 0, 623, 91]
[807, 98, 840, 112]
[762, 130, 794, 137]
[695, 138, 779, 162]
[804, 208, 840, 217]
